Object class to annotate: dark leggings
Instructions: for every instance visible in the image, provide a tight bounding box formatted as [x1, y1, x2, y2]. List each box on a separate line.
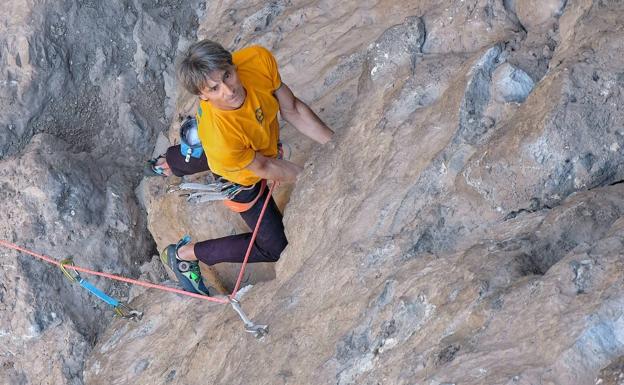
[166, 145, 287, 265]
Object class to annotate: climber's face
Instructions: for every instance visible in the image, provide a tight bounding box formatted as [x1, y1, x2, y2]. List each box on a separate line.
[198, 65, 246, 110]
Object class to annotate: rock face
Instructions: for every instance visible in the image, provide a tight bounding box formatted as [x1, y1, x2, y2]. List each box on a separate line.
[0, 0, 187, 159]
[2, 0, 624, 385]
[515, 0, 567, 31]
[0, 1, 202, 384]
[0, 134, 154, 385]
[597, 355, 624, 385]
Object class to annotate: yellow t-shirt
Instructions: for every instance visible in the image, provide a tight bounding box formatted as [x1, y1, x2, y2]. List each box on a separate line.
[196, 45, 281, 186]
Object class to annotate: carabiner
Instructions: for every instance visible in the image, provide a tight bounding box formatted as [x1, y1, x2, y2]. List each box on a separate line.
[60, 257, 81, 282]
[114, 303, 143, 322]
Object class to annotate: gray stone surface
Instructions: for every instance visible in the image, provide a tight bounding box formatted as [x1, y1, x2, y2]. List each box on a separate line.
[491, 62, 535, 103]
[516, 0, 567, 32]
[0, 134, 152, 384]
[88, 1, 624, 385]
[0, 1, 204, 384]
[0, 0, 202, 164]
[1, 1, 624, 385]
[597, 355, 624, 385]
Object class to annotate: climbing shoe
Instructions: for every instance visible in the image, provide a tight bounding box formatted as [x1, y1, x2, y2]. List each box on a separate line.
[144, 155, 167, 177]
[160, 235, 210, 296]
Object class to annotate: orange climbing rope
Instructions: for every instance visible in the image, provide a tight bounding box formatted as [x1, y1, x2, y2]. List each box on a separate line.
[0, 180, 278, 305]
[230, 181, 278, 299]
[0, 239, 228, 304]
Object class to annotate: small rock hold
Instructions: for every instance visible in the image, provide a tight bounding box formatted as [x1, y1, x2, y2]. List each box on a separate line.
[436, 344, 461, 365]
[492, 63, 535, 103]
[481, 116, 495, 129]
[542, 45, 552, 58]
[165, 369, 176, 382]
[516, 0, 567, 31]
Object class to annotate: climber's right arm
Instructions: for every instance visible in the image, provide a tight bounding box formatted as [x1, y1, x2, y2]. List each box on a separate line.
[245, 152, 302, 183]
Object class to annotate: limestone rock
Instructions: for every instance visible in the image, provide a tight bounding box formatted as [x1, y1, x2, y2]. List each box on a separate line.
[0, 134, 151, 384]
[0, 0, 203, 164]
[84, 1, 624, 385]
[597, 355, 624, 385]
[421, 0, 521, 53]
[491, 62, 535, 103]
[0, 1, 205, 383]
[464, 0, 624, 212]
[2, 0, 624, 385]
[516, 0, 567, 31]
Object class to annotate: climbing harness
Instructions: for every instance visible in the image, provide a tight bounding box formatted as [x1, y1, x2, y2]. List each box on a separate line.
[0, 180, 278, 339]
[60, 258, 143, 321]
[168, 141, 287, 209]
[223, 180, 266, 213]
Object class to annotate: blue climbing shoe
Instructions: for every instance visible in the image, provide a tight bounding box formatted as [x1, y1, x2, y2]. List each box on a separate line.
[144, 155, 168, 177]
[160, 236, 210, 296]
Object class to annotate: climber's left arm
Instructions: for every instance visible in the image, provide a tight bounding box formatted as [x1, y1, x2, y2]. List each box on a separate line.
[274, 83, 334, 144]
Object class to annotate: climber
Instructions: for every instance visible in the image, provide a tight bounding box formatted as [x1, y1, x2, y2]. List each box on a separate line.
[150, 39, 333, 295]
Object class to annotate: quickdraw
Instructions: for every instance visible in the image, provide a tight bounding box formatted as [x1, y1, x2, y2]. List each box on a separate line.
[168, 176, 254, 203]
[0, 178, 278, 338]
[60, 258, 143, 322]
[167, 142, 288, 210]
[229, 298, 268, 339]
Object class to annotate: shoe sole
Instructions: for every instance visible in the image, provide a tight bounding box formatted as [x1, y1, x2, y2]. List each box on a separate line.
[160, 245, 177, 280]
[144, 162, 166, 178]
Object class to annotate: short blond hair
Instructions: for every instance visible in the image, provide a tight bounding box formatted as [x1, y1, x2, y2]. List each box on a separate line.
[176, 39, 233, 95]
